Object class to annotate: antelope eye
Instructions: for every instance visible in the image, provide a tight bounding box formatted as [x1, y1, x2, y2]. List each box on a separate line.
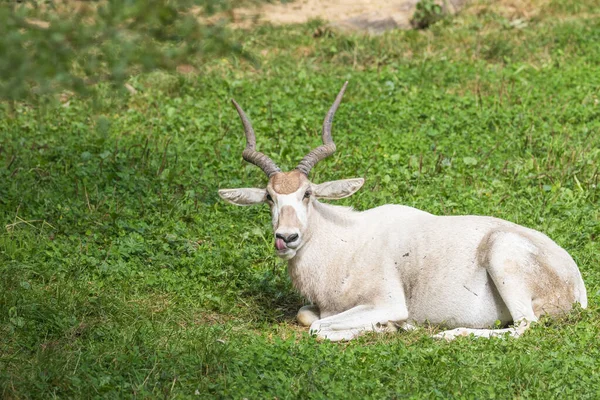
[266, 193, 273, 202]
[303, 190, 311, 199]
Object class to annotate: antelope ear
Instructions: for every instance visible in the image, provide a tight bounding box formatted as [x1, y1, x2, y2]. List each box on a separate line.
[313, 178, 364, 200]
[218, 188, 266, 206]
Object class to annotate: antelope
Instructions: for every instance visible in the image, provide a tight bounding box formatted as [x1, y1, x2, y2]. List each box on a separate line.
[218, 82, 587, 341]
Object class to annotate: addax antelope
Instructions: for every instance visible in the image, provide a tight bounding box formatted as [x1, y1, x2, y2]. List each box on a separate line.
[218, 82, 587, 341]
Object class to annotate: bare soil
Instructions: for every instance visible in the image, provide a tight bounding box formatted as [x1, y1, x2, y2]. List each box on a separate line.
[230, 0, 466, 33]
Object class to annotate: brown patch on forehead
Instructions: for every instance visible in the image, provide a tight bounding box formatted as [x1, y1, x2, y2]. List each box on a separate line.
[269, 170, 307, 194]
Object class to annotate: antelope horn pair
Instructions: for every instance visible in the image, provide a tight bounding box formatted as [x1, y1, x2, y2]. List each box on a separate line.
[231, 81, 348, 177]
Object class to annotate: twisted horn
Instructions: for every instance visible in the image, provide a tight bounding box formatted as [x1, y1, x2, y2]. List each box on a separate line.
[296, 81, 348, 176]
[231, 99, 281, 177]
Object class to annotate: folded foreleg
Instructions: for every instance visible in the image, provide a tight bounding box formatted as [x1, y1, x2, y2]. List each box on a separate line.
[309, 304, 408, 341]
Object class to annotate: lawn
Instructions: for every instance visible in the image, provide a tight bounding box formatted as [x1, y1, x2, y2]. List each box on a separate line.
[1, 0, 599, 398]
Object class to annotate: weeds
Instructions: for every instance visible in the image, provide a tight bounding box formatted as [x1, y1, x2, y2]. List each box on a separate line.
[411, 0, 445, 29]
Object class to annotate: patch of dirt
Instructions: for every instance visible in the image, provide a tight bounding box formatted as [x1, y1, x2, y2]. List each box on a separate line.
[230, 0, 466, 33]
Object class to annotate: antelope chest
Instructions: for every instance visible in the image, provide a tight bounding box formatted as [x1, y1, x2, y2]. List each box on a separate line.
[287, 257, 354, 313]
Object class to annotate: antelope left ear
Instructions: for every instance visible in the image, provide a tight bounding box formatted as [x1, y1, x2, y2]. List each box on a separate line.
[218, 188, 266, 206]
[313, 178, 365, 200]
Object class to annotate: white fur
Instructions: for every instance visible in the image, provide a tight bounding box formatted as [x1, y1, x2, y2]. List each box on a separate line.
[294, 201, 587, 341]
[218, 188, 265, 206]
[220, 180, 587, 341]
[314, 178, 365, 200]
[275, 193, 308, 227]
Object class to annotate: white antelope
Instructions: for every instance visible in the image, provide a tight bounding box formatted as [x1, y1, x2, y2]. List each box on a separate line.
[219, 82, 587, 341]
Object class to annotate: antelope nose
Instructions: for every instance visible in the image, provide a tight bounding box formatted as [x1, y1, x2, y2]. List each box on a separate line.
[276, 233, 299, 243]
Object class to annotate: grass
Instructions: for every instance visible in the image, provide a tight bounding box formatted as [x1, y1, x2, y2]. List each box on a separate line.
[1, 0, 600, 397]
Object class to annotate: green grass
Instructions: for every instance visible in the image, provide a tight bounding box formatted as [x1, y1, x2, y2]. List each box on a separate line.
[1, 0, 600, 397]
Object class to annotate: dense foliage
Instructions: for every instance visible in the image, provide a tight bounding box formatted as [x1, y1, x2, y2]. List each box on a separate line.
[1, 0, 599, 397]
[0, 0, 250, 102]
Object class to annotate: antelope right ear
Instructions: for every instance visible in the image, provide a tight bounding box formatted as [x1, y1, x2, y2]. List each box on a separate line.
[218, 188, 266, 206]
[313, 178, 365, 200]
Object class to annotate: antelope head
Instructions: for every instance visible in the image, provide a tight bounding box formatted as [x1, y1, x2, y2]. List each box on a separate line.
[218, 82, 364, 260]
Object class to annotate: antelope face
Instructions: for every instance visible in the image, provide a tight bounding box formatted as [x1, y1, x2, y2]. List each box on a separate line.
[219, 170, 363, 259]
[218, 82, 364, 260]
[267, 170, 310, 259]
